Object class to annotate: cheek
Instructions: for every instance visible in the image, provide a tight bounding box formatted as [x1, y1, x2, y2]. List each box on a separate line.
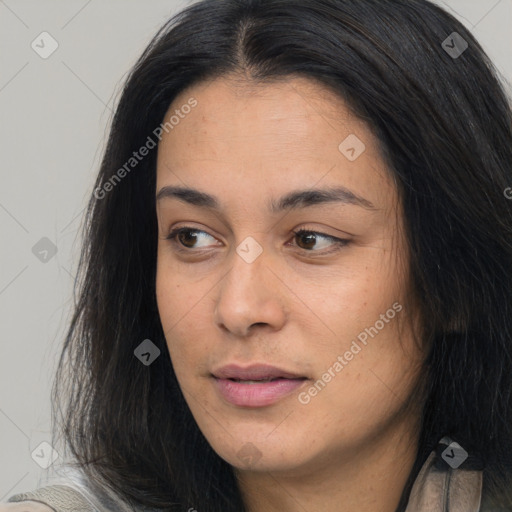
[155, 264, 211, 370]
[156, 262, 186, 353]
[309, 259, 403, 340]
[304, 258, 417, 392]
[303, 316, 422, 440]
[155, 247, 192, 328]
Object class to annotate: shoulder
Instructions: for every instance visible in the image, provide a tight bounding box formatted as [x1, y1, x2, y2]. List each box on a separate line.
[2, 465, 114, 512]
[0, 502, 54, 511]
[2, 464, 148, 512]
[3, 483, 96, 512]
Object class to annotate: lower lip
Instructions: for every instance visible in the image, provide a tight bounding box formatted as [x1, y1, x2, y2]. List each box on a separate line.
[213, 377, 307, 407]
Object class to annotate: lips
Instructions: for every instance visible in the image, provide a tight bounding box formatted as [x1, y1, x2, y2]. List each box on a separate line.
[211, 364, 308, 407]
[212, 363, 307, 381]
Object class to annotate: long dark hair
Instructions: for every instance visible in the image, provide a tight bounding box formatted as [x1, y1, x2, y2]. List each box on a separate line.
[51, 0, 512, 510]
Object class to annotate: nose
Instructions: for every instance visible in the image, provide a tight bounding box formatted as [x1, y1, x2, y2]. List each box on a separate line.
[213, 244, 287, 338]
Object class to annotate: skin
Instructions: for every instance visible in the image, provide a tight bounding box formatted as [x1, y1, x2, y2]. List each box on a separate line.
[155, 75, 426, 512]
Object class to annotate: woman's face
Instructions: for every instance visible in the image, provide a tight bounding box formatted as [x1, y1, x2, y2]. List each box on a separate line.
[155, 75, 425, 475]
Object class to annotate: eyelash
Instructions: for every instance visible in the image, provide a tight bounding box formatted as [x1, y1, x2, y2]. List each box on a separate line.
[165, 226, 350, 256]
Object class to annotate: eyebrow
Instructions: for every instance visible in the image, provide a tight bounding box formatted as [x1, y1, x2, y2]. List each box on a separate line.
[156, 185, 375, 213]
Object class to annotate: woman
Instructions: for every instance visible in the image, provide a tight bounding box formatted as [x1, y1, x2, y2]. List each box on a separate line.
[4, 0, 512, 510]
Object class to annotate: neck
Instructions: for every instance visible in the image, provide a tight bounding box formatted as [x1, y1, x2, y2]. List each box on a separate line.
[235, 419, 421, 512]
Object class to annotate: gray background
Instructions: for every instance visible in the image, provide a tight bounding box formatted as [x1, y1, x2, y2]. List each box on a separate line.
[1, 0, 511, 501]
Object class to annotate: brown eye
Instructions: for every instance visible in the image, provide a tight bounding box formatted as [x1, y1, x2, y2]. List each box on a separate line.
[177, 229, 199, 248]
[291, 229, 350, 254]
[166, 227, 216, 250]
[295, 231, 318, 250]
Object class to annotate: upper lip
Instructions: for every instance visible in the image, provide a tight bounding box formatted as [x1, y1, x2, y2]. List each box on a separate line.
[212, 364, 307, 380]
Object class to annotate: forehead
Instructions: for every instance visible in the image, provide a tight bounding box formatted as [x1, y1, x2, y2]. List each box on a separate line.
[161, 75, 363, 149]
[155, 75, 396, 214]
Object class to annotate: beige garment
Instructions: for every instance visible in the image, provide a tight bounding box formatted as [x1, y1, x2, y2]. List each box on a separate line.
[405, 450, 482, 512]
[5, 485, 96, 512]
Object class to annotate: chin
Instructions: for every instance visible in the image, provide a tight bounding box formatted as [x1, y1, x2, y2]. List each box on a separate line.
[204, 429, 310, 474]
